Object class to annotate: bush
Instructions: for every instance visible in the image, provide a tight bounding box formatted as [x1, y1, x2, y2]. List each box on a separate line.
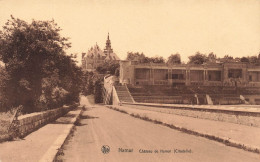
[94, 79, 103, 103]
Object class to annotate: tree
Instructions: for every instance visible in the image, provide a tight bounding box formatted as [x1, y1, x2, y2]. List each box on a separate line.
[96, 61, 120, 75]
[126, 52, 149, 63]
[240, 57, 249, 63]
[96, 64, 107, 74]
[0, 65, 9, 111]
[248, 56, 258, 64]
[81, 71, 89, 96]
[167, 53, 181, 64]
[224, 55, 233, 59]
[150, 56, 165, 63]
[94, 79, 103, 103]
[126, 52, 165, 64]
[56, 54, 83, 105]
[107, 61, 120, 75]
[207, 52, 217, 62]
[81, 71, 96, 96]
[114, 68, 120, 77]
[87, 78, 94, 95]
[188, 52, 208, 64]
[0, 16, 81, 113]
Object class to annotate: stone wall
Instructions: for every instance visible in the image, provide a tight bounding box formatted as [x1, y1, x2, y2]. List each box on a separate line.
[112, 86, 120, 105]
[2, 104, 78, 141]
[122, 103, 260, 127]
[120, 61, 134, 84]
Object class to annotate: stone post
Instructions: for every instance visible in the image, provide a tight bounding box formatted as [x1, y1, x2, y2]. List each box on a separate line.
[186, 67, 191, 86]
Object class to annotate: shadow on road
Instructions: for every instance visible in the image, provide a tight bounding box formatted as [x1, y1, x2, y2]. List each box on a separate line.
[63, 113, 78, 118]
[74, 122, 87, 126]
[80, 115, 99, 119]
[51, 114, 78, 125]
[51, 120, 75, 125]
[74, 114, 99, 126]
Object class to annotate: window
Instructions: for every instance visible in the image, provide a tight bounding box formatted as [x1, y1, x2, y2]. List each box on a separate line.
[190, 70, 204, 81]
[135, 69, 150, 79]
[248, 72, 260, 82]
[154, 69, 168, 80]
[249, 75, 252, 81]
[228, 69, 242, 78]
[172, 70, 186, 80]
[179, 74, 184, 80]
[172, 74, 178, 79]
[172, 74, 184, 80]
[208, 71, 221, 81]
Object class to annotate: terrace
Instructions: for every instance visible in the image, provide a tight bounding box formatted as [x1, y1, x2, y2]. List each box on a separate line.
[126, 85, 254, 105]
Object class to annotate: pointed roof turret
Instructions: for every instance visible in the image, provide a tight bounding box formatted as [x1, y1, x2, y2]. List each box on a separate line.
[103, 33, 120, 60]
[104, 32, 113, 55]
[106, 33, 111, 50]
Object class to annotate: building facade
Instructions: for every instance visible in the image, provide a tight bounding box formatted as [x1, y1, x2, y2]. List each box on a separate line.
[82, 33, 120, 71]
[120, 60, 260, 87]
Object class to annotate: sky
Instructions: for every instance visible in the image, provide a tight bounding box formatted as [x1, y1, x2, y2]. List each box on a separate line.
[0, 0, 260, 65]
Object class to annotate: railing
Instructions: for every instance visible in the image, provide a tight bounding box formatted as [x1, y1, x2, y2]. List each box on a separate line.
[154, 80, 168, 85]
[135, 80, 150, 85]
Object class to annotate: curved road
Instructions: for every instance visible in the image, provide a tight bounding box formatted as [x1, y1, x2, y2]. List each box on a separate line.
[59, 105, 259, 162]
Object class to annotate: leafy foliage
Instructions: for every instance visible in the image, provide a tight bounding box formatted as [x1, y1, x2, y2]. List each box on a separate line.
[240, 57, 249, 63]
[94, 79, 103, 103]
[81, 70, 104, 104]
[188, 52, 208, 64]
[167, 53, 181, 64]
[0, 16, 82, 113]
[207, 52, 217, 62]
[150, 56, 165, 63]
[126, 52, 165, 63]
[126, 52, 149, 63]
[96, 61, 119, 75]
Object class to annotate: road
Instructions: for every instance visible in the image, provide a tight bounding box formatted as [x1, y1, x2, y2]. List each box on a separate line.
[58, 104, 259, 162]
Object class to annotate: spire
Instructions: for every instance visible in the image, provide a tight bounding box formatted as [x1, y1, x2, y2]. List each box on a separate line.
[104, 33, 113, 56]
[106, 33, 111, 49]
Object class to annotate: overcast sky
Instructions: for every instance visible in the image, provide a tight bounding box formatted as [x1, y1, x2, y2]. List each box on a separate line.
[0, 0, 260, 64]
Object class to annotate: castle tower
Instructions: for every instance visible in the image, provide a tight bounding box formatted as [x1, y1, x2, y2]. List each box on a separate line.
[104, 33, 113, 56]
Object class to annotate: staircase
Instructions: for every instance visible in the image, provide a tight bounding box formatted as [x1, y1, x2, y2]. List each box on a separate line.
[114, 85, 134, 103]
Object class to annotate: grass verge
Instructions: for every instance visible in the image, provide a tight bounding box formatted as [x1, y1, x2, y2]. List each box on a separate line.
[53, 106, 85, 162]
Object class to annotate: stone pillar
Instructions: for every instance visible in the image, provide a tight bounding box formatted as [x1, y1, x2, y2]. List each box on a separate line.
[242, 67, 247, 83]
[169, 69, 173, 85]
[223, 67, 229, 83]
[119, 61, 133, 85]
[186, 68, 191, 86]
[132, 66, 135, 85]
[150, 68, 154, 85]
[149, 68, 152, 85]
[203, 70, 206, 85]
[168, 69, 170, 85]
[204, 69, 208, 86]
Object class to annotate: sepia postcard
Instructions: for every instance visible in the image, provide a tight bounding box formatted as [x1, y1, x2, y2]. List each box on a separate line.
[0, 0, 260, 161]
